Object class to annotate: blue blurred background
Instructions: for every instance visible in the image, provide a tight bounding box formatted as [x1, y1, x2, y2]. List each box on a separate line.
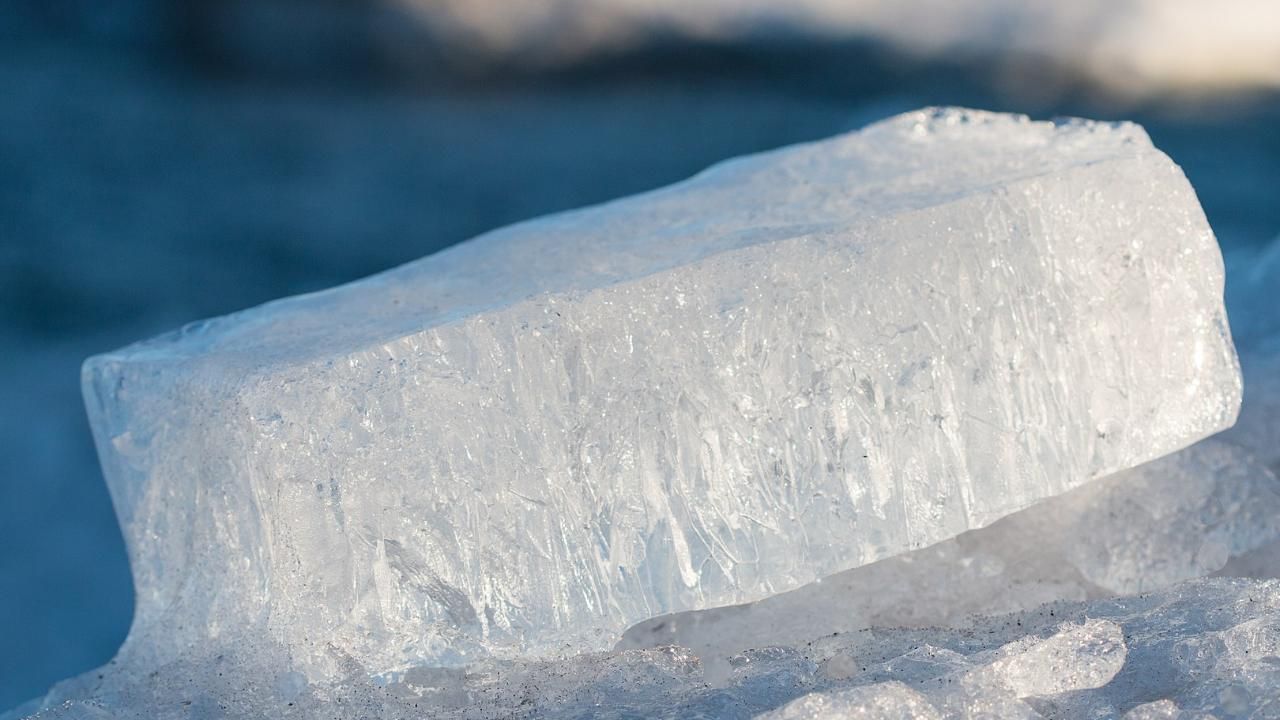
[2, 0, 1278, 711]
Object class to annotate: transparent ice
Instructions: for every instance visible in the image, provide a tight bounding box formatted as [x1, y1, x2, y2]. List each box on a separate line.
[618, 438, 1280, 660]
[13, 108, 1264, 718]
[79, 108, 1240, 679]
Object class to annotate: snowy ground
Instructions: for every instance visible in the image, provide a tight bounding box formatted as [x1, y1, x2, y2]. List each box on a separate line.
[2, 2, 1280, 714]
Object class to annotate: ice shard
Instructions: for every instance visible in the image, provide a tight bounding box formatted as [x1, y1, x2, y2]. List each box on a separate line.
[82, 108, 1241, 675]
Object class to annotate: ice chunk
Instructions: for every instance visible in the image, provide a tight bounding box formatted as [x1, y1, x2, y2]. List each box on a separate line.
[757, 682, 942, 719]
[962, 619, 1125, 698]
[772, 621, 1127, 720]
[81, 108, 1240, 675]
[1121, 699, 1204, 720]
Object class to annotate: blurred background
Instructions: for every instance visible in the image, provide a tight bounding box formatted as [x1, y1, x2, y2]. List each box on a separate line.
[2, 0, 1279, 711]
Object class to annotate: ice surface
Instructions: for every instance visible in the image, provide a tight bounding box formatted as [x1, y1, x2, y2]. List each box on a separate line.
[80, 108, 1240, 678]
[733, 577, 1280, 720]
[619, 438, 1280, 659]
[17, 578, 1280, 719]
[758, 683, 944, 719]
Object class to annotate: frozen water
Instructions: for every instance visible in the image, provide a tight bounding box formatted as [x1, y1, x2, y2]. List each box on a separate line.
[735, 577, 1280, 720]
[619, 438, 1280, 659]
[79, 108, 1240, 679]
[16, 579, 1280, 719]
[758, 683, 943, 719]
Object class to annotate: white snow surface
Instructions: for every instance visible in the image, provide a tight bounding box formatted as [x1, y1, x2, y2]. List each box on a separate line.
[78, 108, 1241, 680]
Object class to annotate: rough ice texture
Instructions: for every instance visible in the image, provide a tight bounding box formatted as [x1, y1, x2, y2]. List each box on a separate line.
[18, 578, 1280, 718]
[733, 579, 1280, 720]
[81, 108, 1240, 675]
[618, 438, 1280, 659]
[17, 428, 1280, 720]
[20, 391, 1279, 717]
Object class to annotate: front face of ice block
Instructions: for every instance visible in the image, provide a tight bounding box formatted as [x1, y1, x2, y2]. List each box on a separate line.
[83, 109, 1241, 675]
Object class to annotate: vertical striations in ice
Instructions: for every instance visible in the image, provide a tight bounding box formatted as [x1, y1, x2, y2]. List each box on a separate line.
[80, 108, 1241, 677]
[618, 439, 1280, 659]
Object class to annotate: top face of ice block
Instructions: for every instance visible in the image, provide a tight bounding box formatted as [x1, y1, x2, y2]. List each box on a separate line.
[108, 107, 1167, 372]
[84, 108, 1241, 675]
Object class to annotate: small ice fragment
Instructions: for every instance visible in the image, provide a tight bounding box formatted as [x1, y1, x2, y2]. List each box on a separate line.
[756, 682, 942, 720]
[965, 619, 1126, 698]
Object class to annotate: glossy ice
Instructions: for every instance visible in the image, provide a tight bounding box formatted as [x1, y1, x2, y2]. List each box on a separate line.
[81, 108, 1241, 676]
